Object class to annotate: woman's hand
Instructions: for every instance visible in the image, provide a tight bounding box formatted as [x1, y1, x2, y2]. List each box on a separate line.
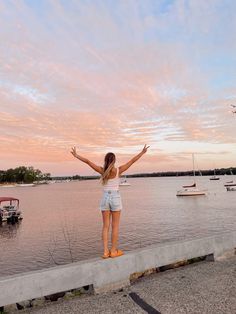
[70, 146, 103, 174]
[141, 144, 150, 154]
[71, 146, 78, 158]
[119, 144, 150, 174]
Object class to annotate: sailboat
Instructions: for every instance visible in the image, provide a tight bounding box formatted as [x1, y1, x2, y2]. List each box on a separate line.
[176, 154, 207, 196]
[210, 169, 220, 181]
[224, 169, 236, 190]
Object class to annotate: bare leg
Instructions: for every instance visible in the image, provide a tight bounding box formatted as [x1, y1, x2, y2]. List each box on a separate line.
[110, 210, 121, 253]
[101, 210, 111, 255]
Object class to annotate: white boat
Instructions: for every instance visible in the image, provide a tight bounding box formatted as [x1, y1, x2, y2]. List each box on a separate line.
[176, 154, 207, 196]
[0, 197, 23, 223]
[33, 180, 49, 185]
[210, 169, 220, 180]
[224, 169, 236, 189]
[226, 186, 236, 191]
[119, 177, 131, 186]
[176, 187, 207, 196]
[210, 176, 220, 181]
[0, 184, 17, 188]
[224, 181, 236, 192]
[17, 183, 35, 187]
[224, 182, 236, 187]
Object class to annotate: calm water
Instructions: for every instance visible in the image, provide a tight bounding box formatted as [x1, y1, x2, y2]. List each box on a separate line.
[0, 176, 236, 277]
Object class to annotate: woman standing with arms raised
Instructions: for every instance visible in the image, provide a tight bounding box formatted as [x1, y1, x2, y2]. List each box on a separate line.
[71, 145, 149, 258]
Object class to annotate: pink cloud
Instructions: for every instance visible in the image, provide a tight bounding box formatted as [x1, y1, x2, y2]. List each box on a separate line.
[0, 1, 236, 174]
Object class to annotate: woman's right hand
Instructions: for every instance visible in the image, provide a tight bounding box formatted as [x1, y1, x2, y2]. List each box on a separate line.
[141, 144, 150, 154]
[71, 146, 78, 158]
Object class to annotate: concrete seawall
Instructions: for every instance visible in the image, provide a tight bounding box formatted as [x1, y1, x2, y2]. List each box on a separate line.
[0, 231, 236, 307]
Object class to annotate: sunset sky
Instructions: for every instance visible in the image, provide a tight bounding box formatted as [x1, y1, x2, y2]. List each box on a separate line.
[0, 0, 236, 176]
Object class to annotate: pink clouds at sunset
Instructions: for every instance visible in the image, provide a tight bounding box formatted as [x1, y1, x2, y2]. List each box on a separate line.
[0, 0, 236, 175]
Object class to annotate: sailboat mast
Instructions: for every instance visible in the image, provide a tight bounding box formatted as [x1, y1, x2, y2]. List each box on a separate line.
[192, 153, 195, 182]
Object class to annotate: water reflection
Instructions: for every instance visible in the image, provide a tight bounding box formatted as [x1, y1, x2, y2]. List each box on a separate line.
[0, 221, 22, 239]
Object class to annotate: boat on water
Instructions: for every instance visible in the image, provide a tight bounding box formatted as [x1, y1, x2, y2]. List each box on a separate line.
[33, 180, 49, 185]
[17, 183, 35, 187]
[0, 197, 23, 223]
[226, 186, 236, 191]
[176, 154, 207, 196]
[210, 169, 220, 181]
[176, 187, 207, 196]
[224, 182, 236, 187]
[119, 177, 131, 186]
[224, 181, 236, 192]
[182, 182, 196, 188]
[0, 183, 35, 188]
[0, 184, 17, 188]
[224, 169, 236, 189]
[210, 176, 220, 181]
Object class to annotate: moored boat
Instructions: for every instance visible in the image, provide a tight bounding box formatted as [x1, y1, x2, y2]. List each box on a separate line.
[17, 183, 35, 187]
[176, 154, 207, 197]
[176, 187, 207, 196]
[224, 182, 236, 187]
[0, 197, 23, 223]
[210, 177, 220, 180]
[0, 184, 17, 188]
[226, 186, 236, 191]
[210, 169, 220, 180]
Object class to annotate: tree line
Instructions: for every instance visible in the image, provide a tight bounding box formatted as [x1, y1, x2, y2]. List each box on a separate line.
[52, 167, 236, 181]
[0, 166, 51, 183]
[1, 166, 235, 183]
[127, 167, 236, 178]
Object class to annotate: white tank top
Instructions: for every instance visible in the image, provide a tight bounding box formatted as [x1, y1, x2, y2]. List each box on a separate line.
[103, 167, 120, 191]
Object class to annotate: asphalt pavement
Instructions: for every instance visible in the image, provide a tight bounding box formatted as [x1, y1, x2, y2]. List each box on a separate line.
[17, 256, 236, 314]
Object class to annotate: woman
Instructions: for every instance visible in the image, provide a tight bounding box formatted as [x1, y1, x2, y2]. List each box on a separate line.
[71, 144, 149, 258]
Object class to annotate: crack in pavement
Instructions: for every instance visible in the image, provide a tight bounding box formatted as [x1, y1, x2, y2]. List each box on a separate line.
[129, 292, 161, 314]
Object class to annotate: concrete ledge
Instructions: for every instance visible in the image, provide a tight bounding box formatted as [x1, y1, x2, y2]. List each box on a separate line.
[0, 231, 236, 307]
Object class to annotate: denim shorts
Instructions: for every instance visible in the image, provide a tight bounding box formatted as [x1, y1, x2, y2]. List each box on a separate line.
[99, 190, 122, 211]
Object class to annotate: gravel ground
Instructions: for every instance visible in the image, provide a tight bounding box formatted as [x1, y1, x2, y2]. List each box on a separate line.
[14, 256, 236, 314]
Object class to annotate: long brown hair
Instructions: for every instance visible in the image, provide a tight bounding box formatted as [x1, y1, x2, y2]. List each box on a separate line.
[101, 152, 116, 185]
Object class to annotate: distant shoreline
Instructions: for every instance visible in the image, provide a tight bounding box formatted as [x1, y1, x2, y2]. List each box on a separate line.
[52, 167, 235, 181]
[1, 167, 235, 184]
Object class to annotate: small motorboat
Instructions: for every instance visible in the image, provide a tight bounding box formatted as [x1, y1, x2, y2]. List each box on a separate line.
[226, 186, 236, 191]
[0, 197, 23, 223]
[224, 182, 236, 187]
[17, 183, 35, 187]
[0, 184, 17, 188]
[225, 182, 236, 191]
[223, 169, 236, 190]
[225, 169, 235, 185]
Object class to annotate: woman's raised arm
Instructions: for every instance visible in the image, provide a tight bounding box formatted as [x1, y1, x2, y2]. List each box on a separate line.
[119, 144, 150, 175]
[71, 147, 103, 174]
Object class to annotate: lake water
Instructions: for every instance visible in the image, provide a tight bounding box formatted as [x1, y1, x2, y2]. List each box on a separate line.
[0, 176, 236, 277]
